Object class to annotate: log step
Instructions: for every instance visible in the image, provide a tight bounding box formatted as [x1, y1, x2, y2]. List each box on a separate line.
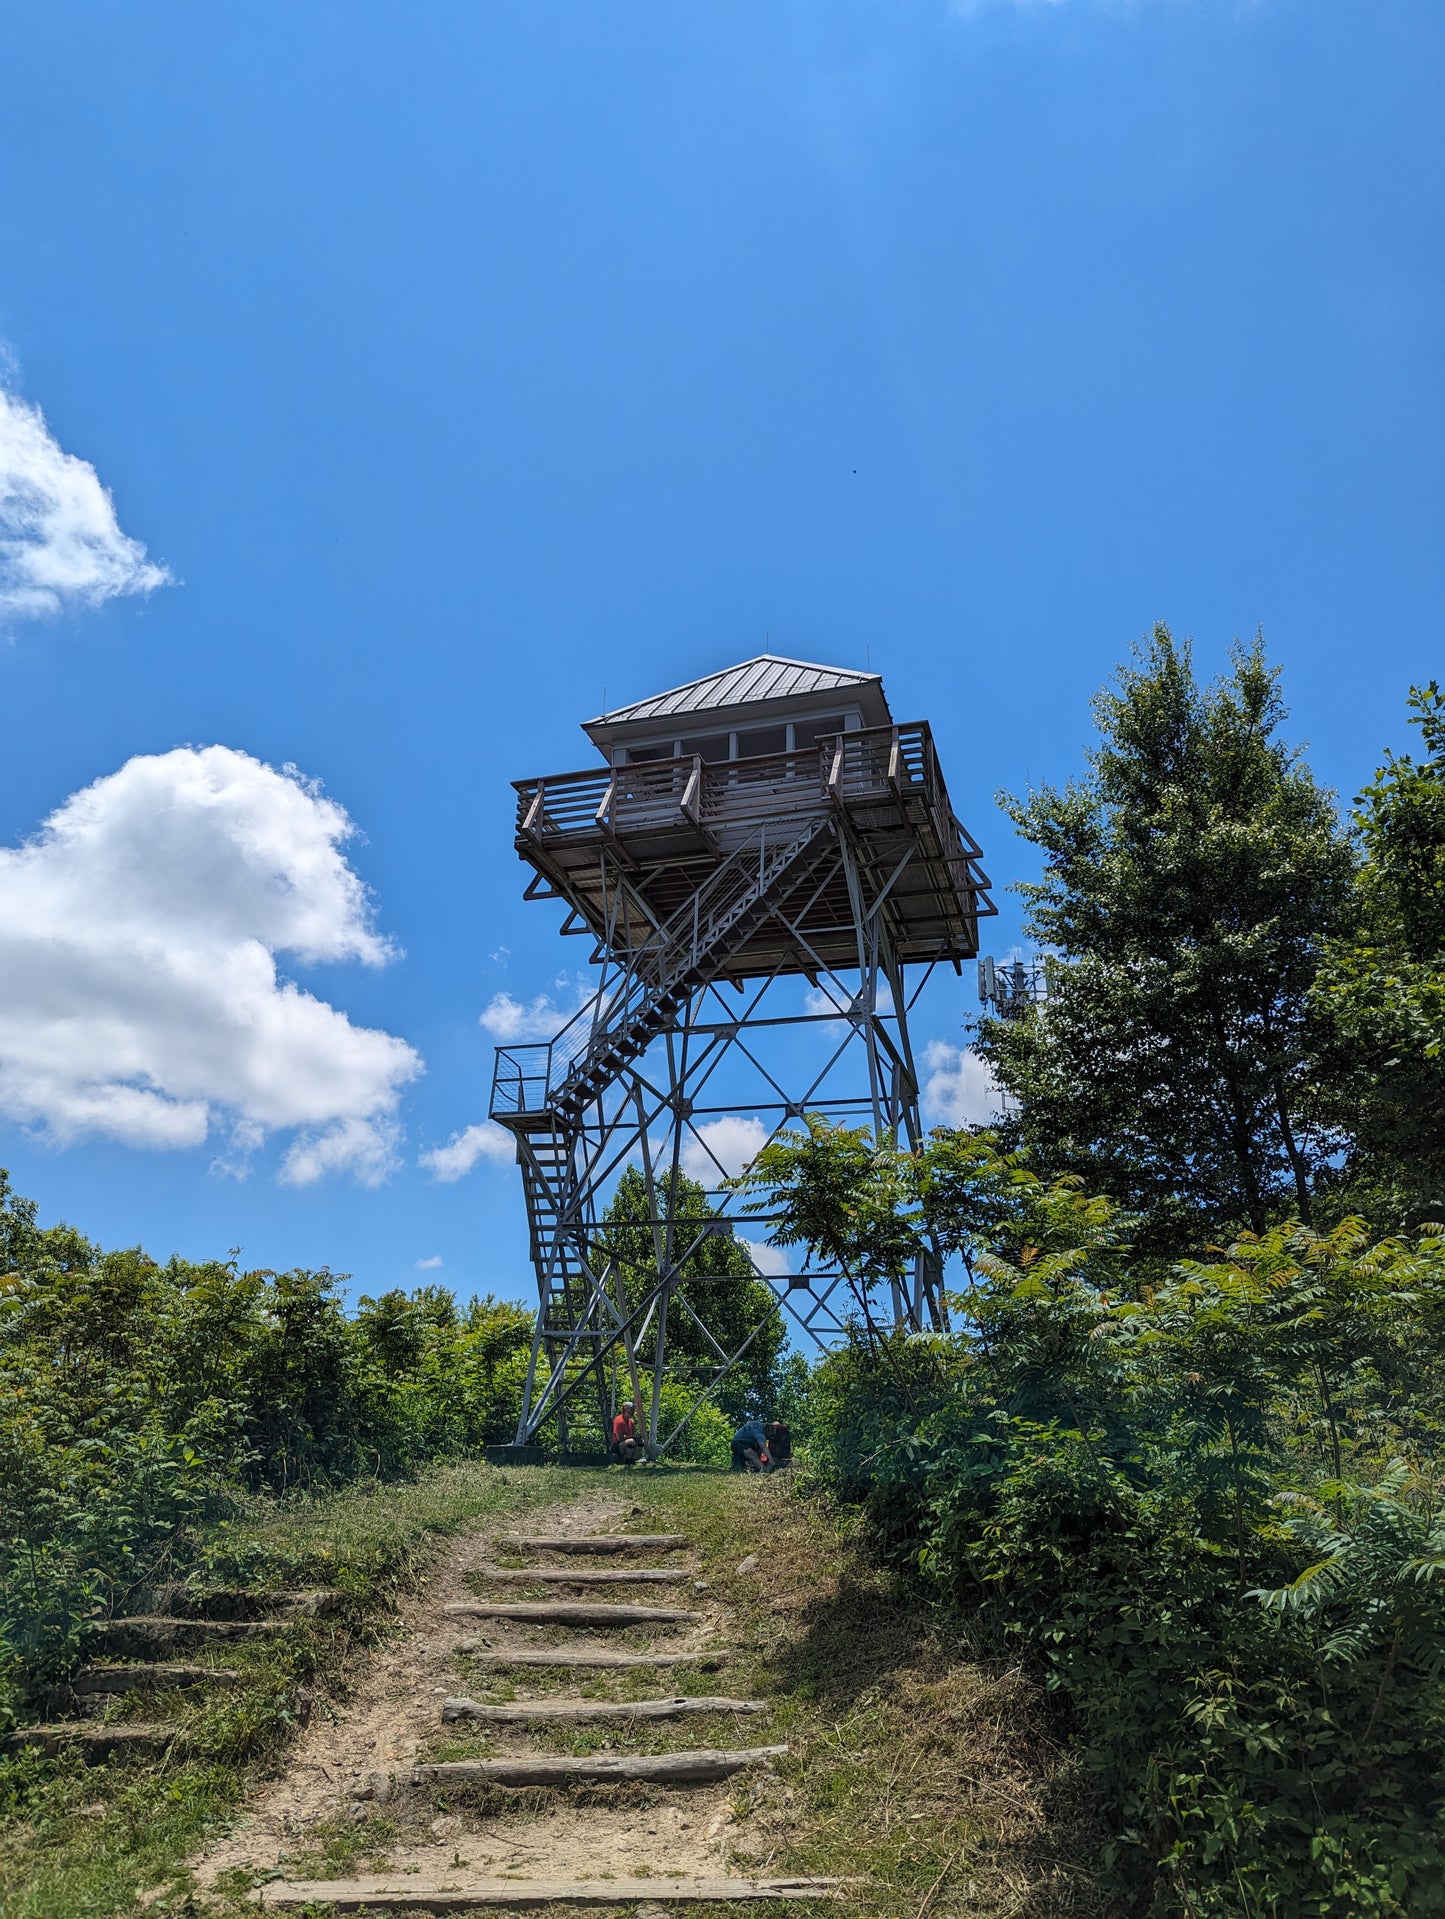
[475, 1567, 689, 1586]
[444, 1602, 699, 1628]
[8, 1722, 180, 1760]
[89, 1616, 288, 1658]
[136, 1585, 340, 1620]
[455, 1645, 726, 1670]
[442, 1694, 764, 1724]
[252, 1876, 836, 1910]
[74, 1663, 239, 1694]
[499, 1534, 690, 1555]
[414, 1743, 787, 1786]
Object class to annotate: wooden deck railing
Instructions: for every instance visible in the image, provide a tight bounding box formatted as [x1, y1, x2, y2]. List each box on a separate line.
[513, 723, 947, 842]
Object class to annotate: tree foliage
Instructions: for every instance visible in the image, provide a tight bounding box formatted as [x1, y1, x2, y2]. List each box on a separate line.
[1315, 680, 1445, 1224]
[596, 1165, 786, 1419]
[0, 1170, 531, 1708]
[750, 1121, 1445, 1915]
[979, 626, 1354, 1249]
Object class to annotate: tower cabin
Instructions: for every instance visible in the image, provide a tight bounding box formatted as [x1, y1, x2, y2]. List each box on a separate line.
[508, 654, 992, 997]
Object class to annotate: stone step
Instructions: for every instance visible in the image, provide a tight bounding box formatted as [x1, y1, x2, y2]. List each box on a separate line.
[74, 1662, 239, 1694]
[252, 1876, 837, 1910]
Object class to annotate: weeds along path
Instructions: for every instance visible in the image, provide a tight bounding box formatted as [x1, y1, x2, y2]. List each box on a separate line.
[186, 1468, 1098, 1917]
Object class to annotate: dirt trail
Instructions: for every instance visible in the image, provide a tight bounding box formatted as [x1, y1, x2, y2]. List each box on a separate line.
[194, 1486, 749, 1893]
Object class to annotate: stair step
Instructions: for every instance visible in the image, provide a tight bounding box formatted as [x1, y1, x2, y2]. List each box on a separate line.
[443, 1601, 699, 1627]
[442, 1693, 763, 1724]
[135, 1585, 340, 1621]
[499, 1534, 689, 1553]
[414, 1742, 787, 1786]
[74, 1663, 238, 1694]
[251, 1876, 837, 1910]
[474, 1567, 689, 1586]
[89, 1616, 290, 1657]
[454, 1644, 726, 1669]
[7, 1722, 180, 1760]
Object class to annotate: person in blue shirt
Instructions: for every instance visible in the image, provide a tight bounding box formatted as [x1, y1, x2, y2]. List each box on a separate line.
[731, 1413, 768, 1472]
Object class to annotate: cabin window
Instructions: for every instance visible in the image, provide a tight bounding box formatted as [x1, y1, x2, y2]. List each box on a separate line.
[678, 733, 733, 763]
[735, 724, 788, 759]
[792, 714, 850, 751]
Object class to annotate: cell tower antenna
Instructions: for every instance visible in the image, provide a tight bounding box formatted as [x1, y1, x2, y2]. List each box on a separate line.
[487, 651, 995, 1462]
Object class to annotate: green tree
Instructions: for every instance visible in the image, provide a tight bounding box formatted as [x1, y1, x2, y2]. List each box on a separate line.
[596, 1166, 785, 1418]
[979, 626, 1354, 1249]
[1315, 681, 1445, 1225]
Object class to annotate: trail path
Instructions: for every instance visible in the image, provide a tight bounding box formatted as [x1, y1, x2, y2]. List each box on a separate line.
[194, 1485, 816, 1908]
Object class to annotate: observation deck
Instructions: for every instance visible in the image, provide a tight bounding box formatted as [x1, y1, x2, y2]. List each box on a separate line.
[511, 719, 991, 980]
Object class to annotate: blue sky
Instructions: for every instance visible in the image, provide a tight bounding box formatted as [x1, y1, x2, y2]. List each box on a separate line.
[0, 0, 1440, 1305]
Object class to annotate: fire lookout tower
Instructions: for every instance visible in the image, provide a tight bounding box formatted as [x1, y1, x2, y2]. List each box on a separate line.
[489, 655, 994, 1458]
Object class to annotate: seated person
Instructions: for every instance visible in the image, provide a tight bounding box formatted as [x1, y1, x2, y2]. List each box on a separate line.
[611, 1400, 644, 1464]
[731, 1413, 769, 1473]
[764, 1419, 793, 1468]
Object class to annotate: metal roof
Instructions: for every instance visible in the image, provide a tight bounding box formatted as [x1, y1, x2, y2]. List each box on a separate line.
[589, 655, 883, 726]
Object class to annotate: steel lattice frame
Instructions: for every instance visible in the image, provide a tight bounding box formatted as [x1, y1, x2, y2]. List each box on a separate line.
[495, 852, 969, 1459]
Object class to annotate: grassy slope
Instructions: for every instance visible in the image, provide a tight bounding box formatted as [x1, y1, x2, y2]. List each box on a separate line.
[1, 1463, 1102, 1919]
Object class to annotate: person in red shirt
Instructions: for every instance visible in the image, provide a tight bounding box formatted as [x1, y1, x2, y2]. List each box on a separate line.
[611, 1400, 643, 1464]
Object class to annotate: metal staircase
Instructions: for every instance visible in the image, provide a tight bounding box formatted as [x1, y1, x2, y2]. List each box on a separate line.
[493, 816, 837, 1129]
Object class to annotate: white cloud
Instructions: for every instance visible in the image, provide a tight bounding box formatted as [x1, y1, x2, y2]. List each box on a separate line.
[921, 1040, 1004, 1129]
[804, 979, 893, 1020]
[480, 990, 577, 1043]
[415, 1255, 444, 1270]
[680, 1114, 770, 1186]
[0, 384, 172, 624]
[0, 745, 420, 1180]
[738, 1236, 792, 1279]
[420, 1121, 515, 1183]
[282, 1117, 404, 1189]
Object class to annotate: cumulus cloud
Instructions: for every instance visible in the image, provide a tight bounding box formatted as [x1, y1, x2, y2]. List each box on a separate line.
[479, 989, 583, 1043]
[679, 1114, 770, 1186]
[921, 1040, 1004, 1129]
[415, 1255, 443, 1270]
[0, 385, 172, 623]
[0, 745, 420, 1180]
[420, 1121, 515, 1183]
[738, 1236, 792, 1279]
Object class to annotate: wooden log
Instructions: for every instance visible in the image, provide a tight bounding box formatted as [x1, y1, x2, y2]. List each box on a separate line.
[442, 1694, 764, 1724]
[443, 1602, 699, 1627]
[88, 1616, 287, 1658]
[413, 1743, 787, 1787]
[252, 1874, 838, 1909]
[136, 1584, 340, 1620]
[475, 1567, 689, 1586]
[7, 1722, 181, 1760]
[498, 1534, 690, 1554]
[454, 1645, 727, 1670]
[74, 1663, 238, 1694]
